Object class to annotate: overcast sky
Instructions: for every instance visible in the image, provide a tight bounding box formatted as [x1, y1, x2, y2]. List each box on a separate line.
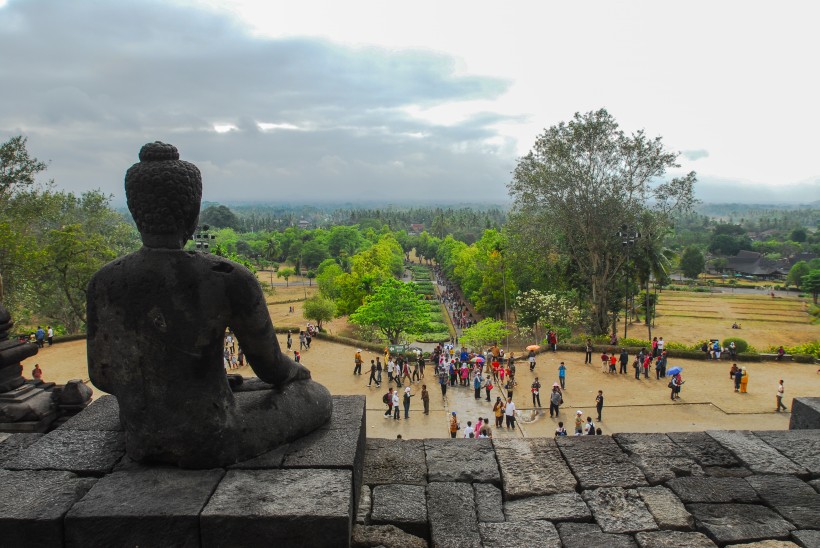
[1, 0, 818, 205]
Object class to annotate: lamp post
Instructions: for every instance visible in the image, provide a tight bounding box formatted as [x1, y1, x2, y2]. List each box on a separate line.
[618, 225, 639, 339]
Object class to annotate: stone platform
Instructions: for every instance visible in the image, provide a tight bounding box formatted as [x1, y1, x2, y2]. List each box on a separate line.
[1, 395, 820, 547]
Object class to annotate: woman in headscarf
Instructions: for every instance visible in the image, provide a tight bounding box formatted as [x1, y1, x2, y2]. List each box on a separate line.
[740, 367, 749, 393]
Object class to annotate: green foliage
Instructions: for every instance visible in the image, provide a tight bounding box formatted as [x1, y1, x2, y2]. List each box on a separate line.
[802, 270, 820, 304]
[786, 261, 811, 289]
[459, 318, 510, 350]
[722, 337, 749, 353]
[302, 295, 337, 329]
[276, 267, 295, 286]
[680, 246, 705, 279]
[0, 135, 46, 202]
[619, 337, 652, 348]
[349, 278, 430, 344]
[770, 341, 819, 358]
[199, 204, 240, 230]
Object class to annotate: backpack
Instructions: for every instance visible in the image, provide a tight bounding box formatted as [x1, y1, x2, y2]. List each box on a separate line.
[587, 423, 596, 435]
[382, 393, 389, 404]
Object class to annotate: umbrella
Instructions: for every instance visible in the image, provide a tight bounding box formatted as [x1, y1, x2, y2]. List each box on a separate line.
[471, 356, 485, 363]
[526, 344, 540, 351]
[667, 366, 683, 376]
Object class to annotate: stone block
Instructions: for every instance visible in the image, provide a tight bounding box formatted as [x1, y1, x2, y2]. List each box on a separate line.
[283, 427, 364, 500]
[668, 431, 742, 468]
[351, 524, 428, 548]
[556, 522, 638, 548]
[557, 435, 648, 489]
[228, 444, 289, 469]
[754, 430, 820, 477]
[201, 468, 352, 547]
[666, 477, 759, 504]
[629, 454, 704, 485]
[65, 466, 224, 547]
[356, 485, 371, 525]
[426, 482, 480, 547]
[326, 395, 367, 431]
[582, 487, 657, 534]
[0, 469, 95, 548]
[370, 484, 428, 539]
[746, 474, 820, 529]
[634, 530, 716, 547]
[637, 485, 694, 531]
[58, 395, 122, 431]
[614, 433, 687, 456]
[363, 439, 426, 486]
[504, 492, 591, 523]
[0, 432, 42, 467]
[5, 429, 124, 476]
[703, 466, 752, 478]
[810, 479, 820, 494]
[792, 529, 820, 548]
[474, 483, 504, 523]
[789, 398, 820, 430]
[687, 503, 795, 545]
[706, 430, 808, 477]
[493, 438, 576, 499]
[424, 438, 500, 484]
[479, 520, 561, 548]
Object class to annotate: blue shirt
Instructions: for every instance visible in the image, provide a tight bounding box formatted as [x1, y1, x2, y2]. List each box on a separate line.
[558, 366, 566, 378]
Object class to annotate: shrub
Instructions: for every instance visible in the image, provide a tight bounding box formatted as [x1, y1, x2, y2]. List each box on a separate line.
[722, 337, 749, 353]
[416, 331, 450, 343]
[620, 337, 651, 348]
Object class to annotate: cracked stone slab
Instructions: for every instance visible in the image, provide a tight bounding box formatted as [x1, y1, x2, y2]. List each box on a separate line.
[325, 395, 366, 431]
[582, 487, 657, 534]
[426, 482, 480, 547]
[0, 469, 95, 547]
[746, 474, 820, 529]
[351, 524, 428, 548]
[810, 479, 820, 494]
[493, 438, 576, 499]
[629, 454, 704, 485]
[724, 541, 799, 547]
[228, 444, 289, 469]
[424, 439, 500, 484]
[4, 430, 124, 476]
[200, 468, 352, 547]
[687, 503, 795, 545]
[791, 529, 820, 548]
[614, 433, 688, 457]
[668, 431, 742, 468]
[666, 477, 759, 504]
[706, 431, 808, 477]
[638, 485, 694, 531]
[557, 436, 648, 490]
[703, 466, 753, 478]
[0, 433, 43, 467]
[58, 395, 122, 431]
[504, 492, 591, 523]
[474, 483, 504, 523]
[556, 522, 638, 548]
[754, 430, 820, 477]
[371, 484, 428, 539]
[634, 530, 716, 547]
[356, 485, 371, 525]
[64, 466, 224, 547]
[479, 520, 561, 548]
[363, 439, 426, 486]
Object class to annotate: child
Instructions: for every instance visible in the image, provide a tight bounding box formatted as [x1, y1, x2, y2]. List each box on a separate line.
[600, 351, 609, 372]
[609, 354, 617, 374]
[555, 421, 567, 437]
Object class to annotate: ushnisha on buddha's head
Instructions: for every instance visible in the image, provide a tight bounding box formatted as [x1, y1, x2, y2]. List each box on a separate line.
[125, 141, 202, 247]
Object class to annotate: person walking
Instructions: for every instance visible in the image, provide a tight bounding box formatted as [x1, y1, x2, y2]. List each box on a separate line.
[286, 330, 292, 350]
[484, 376, 493, 402]
[740, 367, 749, 394]
[403, 387, 414, 419]
[734, 366, 743, 392]
[353, 349, 363, 375]
[619, 349, 628, 374]
[383, 388, 394, 417]
[392, 390, 401, 420]
[558, 362, 566, 389]
[421, 384, 430, 414]
[584, 338, 593, 364]
[527, 349, 536, 372]
[449, 412, 459, 438]
[473, 373, 483, 399]
[438, 368, 448, 398]
[47, 326, 54, 346]
[549, 386, 562, 418]
[367, 360, 379, 387]
[376, 358, 383, 385]
[776, 379, 787, 412]
[531, 377, 542, 407]
[595, 390, 604, 422]
[505, 397, 516, 429]
[633, 358, 641, 380]
[493, 397, 504, 428]
[574, 410, 584, 435]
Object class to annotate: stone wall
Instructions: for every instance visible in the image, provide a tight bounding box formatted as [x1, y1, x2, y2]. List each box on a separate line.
[790, 397, 820, 430]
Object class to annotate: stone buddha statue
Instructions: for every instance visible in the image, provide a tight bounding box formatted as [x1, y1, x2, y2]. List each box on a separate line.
[86, 142, 332, 468]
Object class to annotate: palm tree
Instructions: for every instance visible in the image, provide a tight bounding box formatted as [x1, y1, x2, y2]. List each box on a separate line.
[633, 218, 676, 341]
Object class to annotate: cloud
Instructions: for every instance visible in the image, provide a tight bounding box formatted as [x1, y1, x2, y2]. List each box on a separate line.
[0, 0, 516, 204]
[681, 149, 709, 161]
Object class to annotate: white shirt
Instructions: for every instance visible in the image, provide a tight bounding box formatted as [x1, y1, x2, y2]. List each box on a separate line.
[657, 339, 665, 350]
[777, 384, 784, 397]
[392, 393, 400, 406]
[463, 426, 474, 438]
[505, 402, 516, 416]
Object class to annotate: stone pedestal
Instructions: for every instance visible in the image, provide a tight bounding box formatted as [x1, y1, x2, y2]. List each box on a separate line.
[790, 397, 820, 430]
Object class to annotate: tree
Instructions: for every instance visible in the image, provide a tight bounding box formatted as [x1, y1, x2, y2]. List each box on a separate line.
[789, 228, 807, 243]
[802, 270, 820, 304]
[459, 319, 510, 350]
[302, 295, 337, 330]
[786, 261, 811, 289]
[199, 205, 240, 230]
[514, 289, 580, 343]
[277, 267, 295, 287]
[508, 109, 696, 335]
[0, 135, 47, 204]
[680, 246, 705, 279]
[349, 278, 429, 344]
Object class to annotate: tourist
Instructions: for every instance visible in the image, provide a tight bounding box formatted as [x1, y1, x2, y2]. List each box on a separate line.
[584, 416, 596, 435]
[449, 412, 459, 438]
[484, 376, 493, 402]
[299, 330, 306, 350]
[547, 330, 558, 352]
[596, 390, 604, 421]
[482, 418, 492, 439]
[34, 326, 45, 348]
[734, 366, 743, 392]
[474, 373, 483, 399]
[740, 367, 749, 394]
[643, 354, 651, 378]
[286, 330, 292, 350]
[574, 410, 584, 435]
[657, 337, 665, 355]
[353, 349, 363, 375]
[505, 397, 517, 429]
[383, 388, 394, 417]
[401, 359, 412, 385]
[293, 350, 301, 363]
[376, 358, 383, 385]
[412, 359, 421, 383]
[609, 353, 617, 374]
[670, 373, 683, 400]
[463, 420, 474, 438]
[555, 421, 567, 437]
[493, 397, 504, 428]
[392, 390, 400, 420]
[651, 336, 659, 357]
[600, 351, 609, 372]
[528, 349, 536, 371]
[531, 377, 542, 407]
[387, 359, 395, 384]
[438, 367, 448, 397]
[776, 346, 786, 361]
[549, 385, 562, 418]
[558, 362, 566, 389]
[421, 384, 430, 414]
[403, 387, 414, 419]
[619, 349, 629, 374]
[47, 326, 53, 346]
[367, 360, 379, 387]
[776, 379, 787, 412]
[729, 363, 738, 379]
[32, 363, 43, 381]
[584, 338, 593, 364]
[728, 341, 737, 359]
[633, 358, 641, 380]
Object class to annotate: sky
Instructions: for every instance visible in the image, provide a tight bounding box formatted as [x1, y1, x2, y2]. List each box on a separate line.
[1, 0, 818, 205]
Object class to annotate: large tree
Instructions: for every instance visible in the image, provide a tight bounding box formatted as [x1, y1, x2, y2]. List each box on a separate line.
[302, 295, 337, 330]
[349, 278, 429, 344]
[508, 109, 696, 335]
[680, 246, 706, 280]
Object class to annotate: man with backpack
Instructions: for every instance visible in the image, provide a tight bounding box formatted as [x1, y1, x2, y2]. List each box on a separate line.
[383, 388, 394, 417]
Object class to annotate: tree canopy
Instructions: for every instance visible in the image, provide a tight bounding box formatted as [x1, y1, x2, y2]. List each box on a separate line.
[349, 278, 429, 344]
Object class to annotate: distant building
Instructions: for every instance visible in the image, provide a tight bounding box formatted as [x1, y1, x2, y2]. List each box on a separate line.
[409, 223, 425, 235]
[297, 218, 311, 229]
[725, 250, 787, 280]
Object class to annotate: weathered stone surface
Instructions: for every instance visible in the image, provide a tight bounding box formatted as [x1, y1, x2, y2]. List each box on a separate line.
[351, 524, 428, 548]
[228, 444, 289, 469]
[789, 398, 820, 430]
[424, 439, 500, 484]
[791, 529, 820, 548]
[557, 435, 648, 489]
[474, 483, 505, 523]
[634, 530, 716, 547]
[668, 431, 742, 468]
[809, 479, 820, 494]
[754, 429, 820, 477]
[582, 487, 657, 534]
[703, 466, 753, 478]
[614, 433, 686, 456]
[65, 466, 224, 547]
[5, 429, 124, 475]
[746, 474, 820, 529]
[326, 395, 367, 431]
[629, 454, 704, 485]
[371, 484, 428, 539]
[666, 477, 759, 504]
[556, 522, 638, 548]
[479, 520, 561, 548]
[493, 438, 576, 499]
[0, 432, 42, 466]
[726, 541, 798, 547]
[363, 439, 426, 486]
[283, 427, 360, 469]
[707, 430, 808, 476]
[426, 482, 481, 547]
[688, 503, 795, 545]
[504, 492, 591, 523]
[637, 485, 694, 531]
[58, 395, 121, 431]
[357, 485, 372, 525]
[0, 469, 95, 548]
[201, 468, 352, 547]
